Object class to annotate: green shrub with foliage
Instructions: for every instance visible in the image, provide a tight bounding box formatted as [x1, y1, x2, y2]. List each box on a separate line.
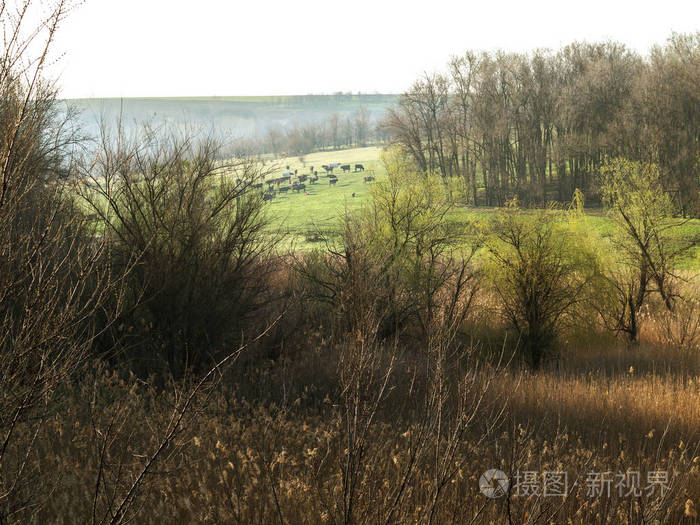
[485, 201, 600, 368]
[295, 149, 480, 340]
[594, 158, 693, 342]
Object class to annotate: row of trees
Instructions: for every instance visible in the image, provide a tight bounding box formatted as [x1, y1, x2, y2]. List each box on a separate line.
[231, 106, 389, 157]
[382, 35, 700, 213]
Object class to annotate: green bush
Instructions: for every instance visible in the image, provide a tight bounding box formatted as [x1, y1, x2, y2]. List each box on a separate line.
[485, 204, 599, 368]
[295, 149, 480, 341]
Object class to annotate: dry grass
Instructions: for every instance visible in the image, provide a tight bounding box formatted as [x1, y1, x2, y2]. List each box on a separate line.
[8, 320, 700, 525]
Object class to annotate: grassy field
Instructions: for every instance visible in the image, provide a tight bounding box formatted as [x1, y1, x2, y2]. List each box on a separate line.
[261, 147, 700, 267]
[262, 146, 388, 244]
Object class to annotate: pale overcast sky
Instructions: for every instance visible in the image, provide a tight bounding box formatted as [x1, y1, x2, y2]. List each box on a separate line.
[44, 0, 700, 99]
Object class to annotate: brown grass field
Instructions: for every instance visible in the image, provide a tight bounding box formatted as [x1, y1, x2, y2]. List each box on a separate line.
[14, 284, 700, 525]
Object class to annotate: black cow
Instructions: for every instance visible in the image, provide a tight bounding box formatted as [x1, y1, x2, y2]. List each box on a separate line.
[263, 192, 275, 201]
[253, 182, 264, 189]
[363, 176, 375, 183]
[293, 183, 306, 192]
[298, 174, 308, 182]
[341, 164, 351, 172]
[354, 164, 365, 171]
[329, 178, 338, 185]
[278, 186, 289, 193]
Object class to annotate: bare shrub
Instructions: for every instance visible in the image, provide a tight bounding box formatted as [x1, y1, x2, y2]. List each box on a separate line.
[0, 1, 131, 519]
[78, 127, 279, 376]
[646, 282, 700, 353]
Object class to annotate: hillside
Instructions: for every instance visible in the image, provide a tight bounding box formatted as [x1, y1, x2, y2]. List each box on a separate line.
[61, 94, 399, 140]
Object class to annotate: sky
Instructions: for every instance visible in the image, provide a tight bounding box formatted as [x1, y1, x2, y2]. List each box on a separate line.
[39, 0, 700, 99]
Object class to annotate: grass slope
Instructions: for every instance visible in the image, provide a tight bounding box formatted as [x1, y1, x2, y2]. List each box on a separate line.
[263, 147, 386, 245]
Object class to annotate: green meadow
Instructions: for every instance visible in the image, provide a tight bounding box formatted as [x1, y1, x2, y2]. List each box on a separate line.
[260, 147, 700, 266]
[261, 146, 387, 243]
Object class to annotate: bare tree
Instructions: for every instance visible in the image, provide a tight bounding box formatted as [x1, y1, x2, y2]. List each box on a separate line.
[0, 1, 132, 519]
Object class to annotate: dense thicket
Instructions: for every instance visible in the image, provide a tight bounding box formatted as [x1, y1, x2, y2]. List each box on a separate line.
[382, 35, 700, 213]
[77, 129, 278, 377]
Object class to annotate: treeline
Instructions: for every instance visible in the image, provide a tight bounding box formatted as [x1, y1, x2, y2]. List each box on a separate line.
[231, 106, 390, 157]
[382, 34, 700, 213]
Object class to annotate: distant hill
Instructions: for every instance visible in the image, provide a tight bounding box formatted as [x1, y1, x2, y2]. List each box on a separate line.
[61, 94, 400, 140]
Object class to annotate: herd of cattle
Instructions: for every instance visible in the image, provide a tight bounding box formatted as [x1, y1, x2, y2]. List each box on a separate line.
[255, 162, 375, 201]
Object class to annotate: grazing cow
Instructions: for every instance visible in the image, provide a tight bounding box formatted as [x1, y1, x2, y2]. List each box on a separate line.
[254, 182, 264, 189]
[263, 192, 275, 201]
[341, 164, 351, 172]
[329, 178, 338, 186]
[294, 183, 306, 193]
[278, 186, 289, 193]
[354, 164, 365, 172]
[363, 176, 375, 183]
[298, 174, 308, 182]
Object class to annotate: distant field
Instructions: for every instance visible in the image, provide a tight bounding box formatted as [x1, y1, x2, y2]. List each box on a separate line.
[61, 94, 399, 140]
[262, 146, 387, 245]
[261, 147, 700, 266]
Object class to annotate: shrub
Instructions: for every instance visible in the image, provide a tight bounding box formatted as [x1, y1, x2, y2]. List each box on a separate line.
[294, 149, 480, 341]
[485, 204, 599, 368]
[0, 1, 128, 516]
[595, 158, 693, 341]
[79, 129, 278, 376]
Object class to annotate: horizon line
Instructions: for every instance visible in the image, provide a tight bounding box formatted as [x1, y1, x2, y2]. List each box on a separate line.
[59, 93, 402, 101]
